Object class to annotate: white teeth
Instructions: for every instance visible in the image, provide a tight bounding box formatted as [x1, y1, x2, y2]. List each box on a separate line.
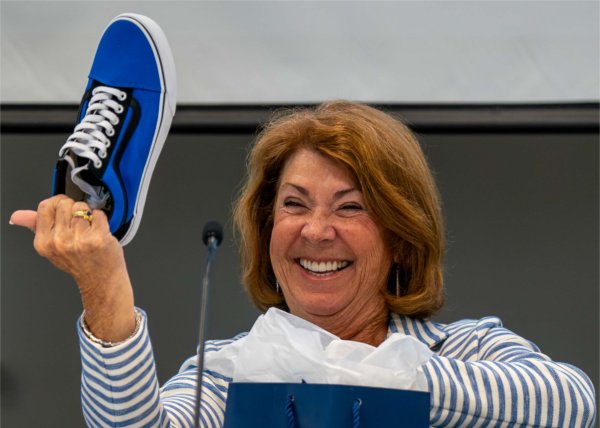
[299, 259, 349, 273]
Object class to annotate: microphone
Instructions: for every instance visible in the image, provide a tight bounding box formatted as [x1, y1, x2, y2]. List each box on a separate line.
[194, 221, 223, 428]
[202, 221, 224, 248]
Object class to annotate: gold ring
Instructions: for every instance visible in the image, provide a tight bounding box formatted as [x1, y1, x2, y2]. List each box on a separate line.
[72, 210, 93, 223]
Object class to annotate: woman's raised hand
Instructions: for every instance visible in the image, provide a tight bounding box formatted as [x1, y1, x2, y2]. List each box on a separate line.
[10, 195, 136, 342]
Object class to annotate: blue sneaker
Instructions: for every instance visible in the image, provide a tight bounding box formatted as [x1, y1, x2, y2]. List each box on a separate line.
[53, 13, 177, 245]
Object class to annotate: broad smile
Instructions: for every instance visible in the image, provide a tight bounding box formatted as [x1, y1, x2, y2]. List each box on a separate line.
[297, 258, 352, 277]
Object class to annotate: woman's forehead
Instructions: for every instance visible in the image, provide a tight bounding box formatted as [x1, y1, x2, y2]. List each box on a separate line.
[278, 148, 359, 188]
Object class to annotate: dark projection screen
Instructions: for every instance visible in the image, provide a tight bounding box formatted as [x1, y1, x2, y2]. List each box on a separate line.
[2, 114, 598, 426]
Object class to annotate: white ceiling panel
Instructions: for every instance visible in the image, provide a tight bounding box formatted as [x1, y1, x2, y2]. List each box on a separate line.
[1, 1, 598, 103]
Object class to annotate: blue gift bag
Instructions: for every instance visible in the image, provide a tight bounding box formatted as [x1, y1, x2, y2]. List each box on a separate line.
[223, 382, 430, 427]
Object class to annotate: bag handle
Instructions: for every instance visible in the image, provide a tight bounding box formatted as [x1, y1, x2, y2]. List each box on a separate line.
[286, 395, 296, 428]
[352, 398, 362, 428]
[284, 395, 362, 427]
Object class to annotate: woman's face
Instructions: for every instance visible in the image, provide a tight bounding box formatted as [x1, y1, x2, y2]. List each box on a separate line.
[270, 148, 393, 323]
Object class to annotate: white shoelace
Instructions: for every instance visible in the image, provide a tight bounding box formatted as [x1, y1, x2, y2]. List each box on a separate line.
[59, 86, 127, 208]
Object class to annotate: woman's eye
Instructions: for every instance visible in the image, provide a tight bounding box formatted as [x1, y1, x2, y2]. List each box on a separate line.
[283, 199, 305, 209]
[339, 203, 362, 212]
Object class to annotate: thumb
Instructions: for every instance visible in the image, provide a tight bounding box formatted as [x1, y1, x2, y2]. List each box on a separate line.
[10, 210, 37, 232]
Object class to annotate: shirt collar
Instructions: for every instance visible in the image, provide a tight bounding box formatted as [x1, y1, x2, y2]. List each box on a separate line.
[387, 312, 448, 350]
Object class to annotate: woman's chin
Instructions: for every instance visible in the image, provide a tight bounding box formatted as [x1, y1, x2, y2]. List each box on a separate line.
[288, 294, 349, 319]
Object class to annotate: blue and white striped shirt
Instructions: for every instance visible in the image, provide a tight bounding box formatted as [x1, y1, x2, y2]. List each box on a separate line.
[78, 310, 596, 427]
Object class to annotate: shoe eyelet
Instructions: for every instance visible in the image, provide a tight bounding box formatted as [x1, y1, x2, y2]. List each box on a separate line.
[116, 105, 124, 114]
[107, 128, 115, 137]
[119, 92, 127, 101]
[94, 160, 103, 169]
[99, 151, 107, 159]
[111, 118, 120, 126]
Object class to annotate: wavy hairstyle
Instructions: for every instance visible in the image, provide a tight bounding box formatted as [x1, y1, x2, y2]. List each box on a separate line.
[233, 101, 444, 319]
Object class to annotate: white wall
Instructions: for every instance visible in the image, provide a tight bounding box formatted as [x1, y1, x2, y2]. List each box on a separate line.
[1, 0, 598, 103]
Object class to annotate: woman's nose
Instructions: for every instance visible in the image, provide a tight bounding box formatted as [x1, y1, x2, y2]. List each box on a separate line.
[300, 212, 336, 243]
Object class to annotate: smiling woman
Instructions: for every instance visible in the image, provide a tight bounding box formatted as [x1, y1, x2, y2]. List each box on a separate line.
[227, 102, 596, 426]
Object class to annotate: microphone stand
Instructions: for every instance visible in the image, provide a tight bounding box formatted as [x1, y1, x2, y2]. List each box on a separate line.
[194, 222, 222, 428]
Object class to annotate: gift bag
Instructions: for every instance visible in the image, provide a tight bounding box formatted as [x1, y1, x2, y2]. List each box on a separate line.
[223, 382, 430, 428]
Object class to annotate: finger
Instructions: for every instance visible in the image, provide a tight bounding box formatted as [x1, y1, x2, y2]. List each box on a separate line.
[90, 209, 110, 234]
[78, 209, 114, 247]
[10, 210, 38, 232]
[71, 202, 93, 233]
[37, 195, 71, 234]
[55, 197, 75, 232]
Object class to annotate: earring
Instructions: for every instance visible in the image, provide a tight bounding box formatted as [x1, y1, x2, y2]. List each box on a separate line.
[395, 265, 400, 297]
[276, 281, 280, 294]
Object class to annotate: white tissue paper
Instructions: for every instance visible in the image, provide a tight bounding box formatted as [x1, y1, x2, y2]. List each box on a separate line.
[204, 308, 432, 392]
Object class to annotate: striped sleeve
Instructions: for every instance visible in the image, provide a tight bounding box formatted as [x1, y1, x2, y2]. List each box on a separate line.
[423, 317, 596, 427]
[77, 309, 231, 427]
